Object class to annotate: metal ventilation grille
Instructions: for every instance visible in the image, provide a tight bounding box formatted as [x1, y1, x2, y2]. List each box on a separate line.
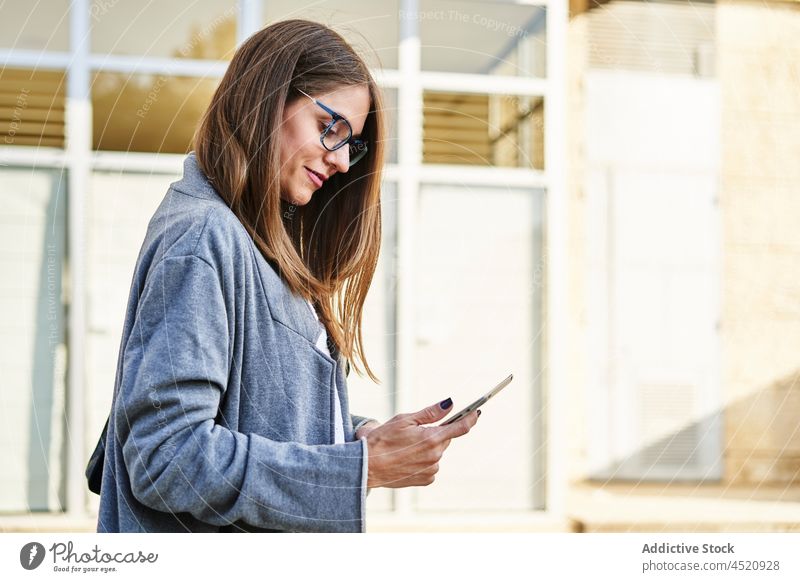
[587, 0, 716, 76]
[639, 383, 700, 467]
[0, 68, 65, 148]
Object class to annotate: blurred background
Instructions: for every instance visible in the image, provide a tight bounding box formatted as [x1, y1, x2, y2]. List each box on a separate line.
[0, 0, 798, 532]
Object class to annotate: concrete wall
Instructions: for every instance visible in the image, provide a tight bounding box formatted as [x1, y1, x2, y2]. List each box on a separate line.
[718, 0, 800, 486]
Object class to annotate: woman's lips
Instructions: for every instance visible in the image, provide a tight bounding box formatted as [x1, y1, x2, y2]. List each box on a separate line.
[305, 167, 323, 188]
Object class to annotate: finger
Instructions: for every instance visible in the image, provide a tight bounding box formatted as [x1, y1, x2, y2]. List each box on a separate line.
[431, 409, 479, 440]
[406, 398, 455, 426]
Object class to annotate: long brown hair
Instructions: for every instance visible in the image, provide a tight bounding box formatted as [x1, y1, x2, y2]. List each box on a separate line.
[193, 19, 385, 383]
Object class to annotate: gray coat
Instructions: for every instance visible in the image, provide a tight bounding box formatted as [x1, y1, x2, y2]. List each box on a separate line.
[96, 153, 376, 533]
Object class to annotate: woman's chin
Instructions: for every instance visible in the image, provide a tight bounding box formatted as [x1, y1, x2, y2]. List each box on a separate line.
[282, 189, 314, 206]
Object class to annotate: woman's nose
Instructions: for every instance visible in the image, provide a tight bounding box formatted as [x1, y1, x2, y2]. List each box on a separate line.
[323, 145, 350, 173]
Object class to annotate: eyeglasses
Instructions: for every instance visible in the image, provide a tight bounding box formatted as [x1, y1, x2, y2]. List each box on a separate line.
[297, 89, 369, 167]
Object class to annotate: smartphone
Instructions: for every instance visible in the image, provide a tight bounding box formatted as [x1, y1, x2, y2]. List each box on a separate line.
[438, 373, 514, 426]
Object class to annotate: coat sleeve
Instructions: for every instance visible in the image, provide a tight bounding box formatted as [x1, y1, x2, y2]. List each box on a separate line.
[117, 254, 368, 532]
[351, 415, 379, 435]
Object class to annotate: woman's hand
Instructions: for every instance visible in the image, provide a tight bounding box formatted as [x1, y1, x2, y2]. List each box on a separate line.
[364, 399, 480, 489]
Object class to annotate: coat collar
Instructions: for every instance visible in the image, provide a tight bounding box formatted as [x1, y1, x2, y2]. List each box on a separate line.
[175, 152, 328, 349]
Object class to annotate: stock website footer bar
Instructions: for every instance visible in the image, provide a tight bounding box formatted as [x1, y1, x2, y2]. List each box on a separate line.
[1, 532, 798, 581]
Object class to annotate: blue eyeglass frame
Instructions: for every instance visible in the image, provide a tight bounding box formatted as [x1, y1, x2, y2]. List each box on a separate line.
[297, 89, 369, 167]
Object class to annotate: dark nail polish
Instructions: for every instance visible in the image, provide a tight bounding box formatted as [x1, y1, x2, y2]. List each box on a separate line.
[477, 410, 482, 417]
[440, 397, 453, 410]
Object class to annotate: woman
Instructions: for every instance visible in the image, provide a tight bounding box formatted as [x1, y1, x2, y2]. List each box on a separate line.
[94, 19, 479, 533]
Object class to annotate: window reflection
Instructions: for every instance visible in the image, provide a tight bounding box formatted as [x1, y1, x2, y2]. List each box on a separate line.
[412, 183, 544, 510]
[0, 166, 67, 512]
[0, 0, 70, 51]
[262, 0, 400, 70]
[92, 73, 217, 153]
[418, 0, 546, 77]
[90, 0, 237, 60]
[423, 91, 544, 168]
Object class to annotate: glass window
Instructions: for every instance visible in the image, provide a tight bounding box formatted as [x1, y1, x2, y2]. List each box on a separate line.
[92, 73, 218, 153]
[85, 170, 181, 515]
[262, 0, 399, 70]
[1, 68, 66, 149]
[417, 0, 546, 77]
[0, 167, 67, 511]
[423, 91, 545, 169]
[411, 183, 545, 510]
[90, 0, 237, 60]
[346, 181, 398, 512]
[0, 0, 70, 51]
